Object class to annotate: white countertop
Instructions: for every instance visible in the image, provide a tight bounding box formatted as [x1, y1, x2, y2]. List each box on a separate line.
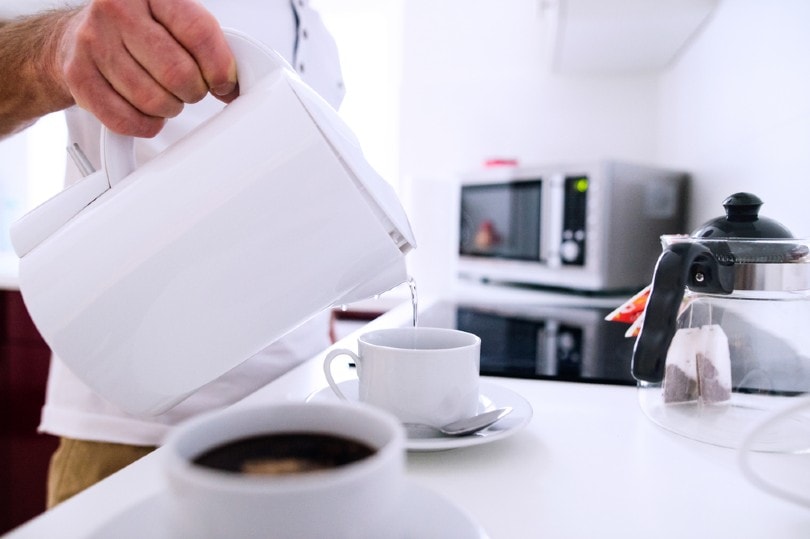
[4, 296, 810, 538]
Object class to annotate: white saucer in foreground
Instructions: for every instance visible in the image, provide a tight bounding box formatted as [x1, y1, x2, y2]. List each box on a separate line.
[307, 380, 533, 452]
[87, 481, 489, 539]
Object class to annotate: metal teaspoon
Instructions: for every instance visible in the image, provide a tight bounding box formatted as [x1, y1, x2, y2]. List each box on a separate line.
[405, 407, 513, 438]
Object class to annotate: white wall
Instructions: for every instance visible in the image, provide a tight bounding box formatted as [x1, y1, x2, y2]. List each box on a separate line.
[398, 0, 810, 292]
[399, 0, 661, 181]
[398, 0, 810, 232]
[312, 0, 403, 186]
[398, 0, 663, 293]
[657, 0, 810, 234]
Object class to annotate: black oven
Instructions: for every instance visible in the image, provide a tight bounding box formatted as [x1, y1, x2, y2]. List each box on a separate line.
[416, 300, 636, 386]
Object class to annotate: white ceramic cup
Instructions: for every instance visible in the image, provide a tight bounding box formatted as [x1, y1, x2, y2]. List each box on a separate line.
[162, 402, 405, 539]
[323, 327, 481, 428]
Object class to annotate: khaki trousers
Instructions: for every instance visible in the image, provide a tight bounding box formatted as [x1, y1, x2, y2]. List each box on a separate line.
[46, 437, 156, 509]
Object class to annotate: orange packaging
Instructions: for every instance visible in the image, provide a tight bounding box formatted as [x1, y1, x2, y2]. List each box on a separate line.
[607, 285, 693, 338]
[605, 285, 651, 325]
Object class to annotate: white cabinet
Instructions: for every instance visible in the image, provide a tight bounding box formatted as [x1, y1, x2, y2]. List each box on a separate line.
[544, 0, 719, 74]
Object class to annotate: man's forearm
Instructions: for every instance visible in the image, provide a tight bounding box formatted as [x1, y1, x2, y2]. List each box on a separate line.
[0, 10, 77, 138]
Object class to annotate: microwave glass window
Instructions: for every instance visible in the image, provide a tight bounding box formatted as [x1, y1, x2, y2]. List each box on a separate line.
[459, 181, 542, 261]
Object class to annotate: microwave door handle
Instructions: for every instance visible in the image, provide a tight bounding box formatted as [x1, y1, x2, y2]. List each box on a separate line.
[541, 173, 564, 267]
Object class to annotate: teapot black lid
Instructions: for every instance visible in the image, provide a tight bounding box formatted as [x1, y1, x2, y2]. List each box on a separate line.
[691, 192, 793, 239]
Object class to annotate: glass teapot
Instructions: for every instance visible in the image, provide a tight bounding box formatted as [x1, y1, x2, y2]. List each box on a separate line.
[632, 193, 810, 450]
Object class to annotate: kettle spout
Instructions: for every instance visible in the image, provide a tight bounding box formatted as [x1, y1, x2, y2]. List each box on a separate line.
[334, 260, 409, 306]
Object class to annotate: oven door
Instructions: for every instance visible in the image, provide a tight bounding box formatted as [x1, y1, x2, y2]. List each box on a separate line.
[417, 300, 635, 386]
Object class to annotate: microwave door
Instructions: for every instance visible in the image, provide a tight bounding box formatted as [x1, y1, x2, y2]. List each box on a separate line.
[541, 173, 565, 267]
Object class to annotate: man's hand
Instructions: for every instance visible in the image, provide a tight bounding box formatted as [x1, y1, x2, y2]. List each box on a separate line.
[0, 0, 236, 138]
[61, 0, 237, 137]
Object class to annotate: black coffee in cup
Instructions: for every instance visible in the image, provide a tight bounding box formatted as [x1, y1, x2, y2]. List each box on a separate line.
[192, 433, 375, 475]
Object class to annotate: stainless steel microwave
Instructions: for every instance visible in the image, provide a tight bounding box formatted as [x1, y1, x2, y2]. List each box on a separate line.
[457, 160, 689, 292]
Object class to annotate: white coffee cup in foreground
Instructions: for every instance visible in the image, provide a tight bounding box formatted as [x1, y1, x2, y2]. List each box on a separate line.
[323, 327, 481, 428]
[162, 402, 405, 539]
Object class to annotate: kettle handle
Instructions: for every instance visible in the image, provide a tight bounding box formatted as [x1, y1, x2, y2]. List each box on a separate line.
[102, 28, 292, 186]
[631, 242, 735, 383]
[10, 29, 290, 257]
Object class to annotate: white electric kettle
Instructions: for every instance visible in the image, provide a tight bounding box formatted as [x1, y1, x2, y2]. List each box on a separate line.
[10, 29, 416, 416]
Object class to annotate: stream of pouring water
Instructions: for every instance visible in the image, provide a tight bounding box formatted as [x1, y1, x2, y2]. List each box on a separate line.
[408, 276, 418, 328]
[337, 278, 418, 330]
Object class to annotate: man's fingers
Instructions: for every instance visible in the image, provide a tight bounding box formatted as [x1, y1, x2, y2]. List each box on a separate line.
[59, 0, 236, 136]
[71, 68, 167, 137]
[149, 0, 237, 97]
[122, 21, 211, 104]
[97, 45, 186, 118]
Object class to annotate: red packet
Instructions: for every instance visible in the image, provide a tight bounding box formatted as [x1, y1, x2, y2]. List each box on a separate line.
[624, 315, 645, 338]
[607, 285, 693, 338]
[605, 285, 650, 325]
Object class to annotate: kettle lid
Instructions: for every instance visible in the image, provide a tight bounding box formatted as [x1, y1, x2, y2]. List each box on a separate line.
[690, 192, 793, 239]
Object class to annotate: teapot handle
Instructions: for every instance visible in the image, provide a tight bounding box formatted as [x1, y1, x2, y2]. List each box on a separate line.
[11, 29, 290, 257]
[631, 242, 735, 383]
[102, 28, 292, 185]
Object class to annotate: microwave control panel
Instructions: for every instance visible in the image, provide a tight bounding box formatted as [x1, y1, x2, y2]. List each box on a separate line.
[560, 175, 588, 266]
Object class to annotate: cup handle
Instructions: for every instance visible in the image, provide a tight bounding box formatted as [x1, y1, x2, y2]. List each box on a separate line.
[323, 349, 360, 401]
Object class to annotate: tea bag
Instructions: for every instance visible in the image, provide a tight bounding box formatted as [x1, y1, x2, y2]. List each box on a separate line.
[663, 328, 700, 403]
[663, 325, 731, 404]
[696, 325, 732, 403]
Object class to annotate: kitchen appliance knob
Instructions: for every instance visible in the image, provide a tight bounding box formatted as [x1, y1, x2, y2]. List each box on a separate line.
[560, 240, 580, 262]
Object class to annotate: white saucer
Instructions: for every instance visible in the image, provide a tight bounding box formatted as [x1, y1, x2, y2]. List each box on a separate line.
[307, 380, 533, 452]
[86, 481, 488, 539]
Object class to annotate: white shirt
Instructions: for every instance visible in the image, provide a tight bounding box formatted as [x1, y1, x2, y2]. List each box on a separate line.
[22, 0, 346, 446]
